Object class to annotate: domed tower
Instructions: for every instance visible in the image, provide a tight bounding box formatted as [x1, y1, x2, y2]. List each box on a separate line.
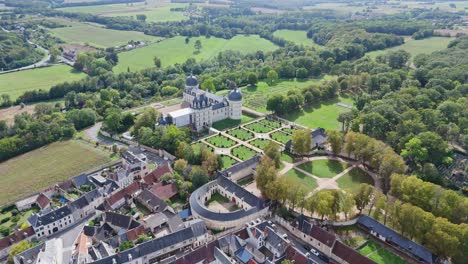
[183, 74, 199, 103]
[186, 75, 199, 89]
[227, 81, 242, 120]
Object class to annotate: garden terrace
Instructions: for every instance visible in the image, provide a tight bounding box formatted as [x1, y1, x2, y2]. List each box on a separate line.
[297, 159, 350, 178]
[244, 122, 274, 134]
[248, 138, 274, 150]
[205, 135, 236, 148]
[270, 131, 292, 144]
[227, 128, 254, 141]
[231, 145, 258, 161]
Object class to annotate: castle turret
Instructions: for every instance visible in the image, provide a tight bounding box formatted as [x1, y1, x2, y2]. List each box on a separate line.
[227, 86, 242, 120]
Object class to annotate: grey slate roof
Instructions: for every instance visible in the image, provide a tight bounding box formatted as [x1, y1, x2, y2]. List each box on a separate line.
[104, 212, 135, 230]
[228, 89, 242, 101]
[212, 102, 226, 110]
[72, 173, 90, 188]
[136, 189, 169, 212]
[214, 247, 233, 264]
[217, 176, 264, 208]
[186, 75, 198, 87]
[28, 205, 72, 227]
[358, 215, 435, 263]
[69, 196, 90, 211]
[219, 155, 260, 178]
[311, 128, 327, 146]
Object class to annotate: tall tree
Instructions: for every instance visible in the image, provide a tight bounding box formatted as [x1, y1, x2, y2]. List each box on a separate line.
[255, 156, 278, 197]
[263, 141, 281, 168]
[291, 129, 311, 157]
[327, 129, 343, 155]
[354, 183, 374, 214]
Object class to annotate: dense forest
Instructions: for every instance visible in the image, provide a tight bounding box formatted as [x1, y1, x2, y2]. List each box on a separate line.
[0, 31, 43, 71]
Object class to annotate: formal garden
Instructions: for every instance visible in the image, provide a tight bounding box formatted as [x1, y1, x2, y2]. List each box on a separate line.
[249, 138, 274, 150]
[227, 128, 254, 141]
[206, 135, 236, 148]
[244, 122, 275, 133]
[270, 131, 292, 144]
[220, 155, 237, 169]
[297, 159, 350, 178]
[231, 145, 258, 161]
[259, 119, 282, 129]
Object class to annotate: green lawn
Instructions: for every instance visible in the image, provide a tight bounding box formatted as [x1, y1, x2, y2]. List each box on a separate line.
[228, 128, 254, 141]
[0, 208, 38, 237]
[273, 30, 323, 48]
[241, 76, 334, 113]
[244, 122, 274, 133]
[212, 115, 254, 131]
[337, 167, 374, 192]
[281, 152, 294, 163]
[206, 135, 236, 148]
[297, 159, 349, 178]
[283, 168, 318, 192]
[259, 119, 282, 129]
[220, 155, 236, 169]
[0, 140, 112, 206]
[0, 65, 85, 100]
[282, 96, 354, 129]
[366, 37, 453, 60]
[270, 131, 292, 144]
[358, 240, 407, 264]
[248, 138, 273, 150]
[206, 192, 230, 205]
[114, 35, 278, 73]
[50, 21, 160, 48]
[58, 3, 188, 23]
[231, 145, 258, 161]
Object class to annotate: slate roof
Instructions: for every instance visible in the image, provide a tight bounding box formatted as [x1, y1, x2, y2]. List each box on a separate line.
[90, 221, 207, 264]
[214, 246, 234, 264]
[58, 180, 74, 190]
[358, 215, 435, 264]
[136, 190, 169, 212]
[186, 75, 198, 87]
[72, 173, 90, 188]
[84, 189, 101, 203]
[104, 212, 136, 230]
[28, 205, 72, 227]
[228, 89, 242, 101]
[219, 155, 260, 178]
[332, 241, 377, 264]
[311, 128, 327, 146]
[264, 226, 289, 251]
[212, 102, 227, 110]
[69, 196, 90, 211]
[150, 182, 178, 200]
[189, 176, 267, 222]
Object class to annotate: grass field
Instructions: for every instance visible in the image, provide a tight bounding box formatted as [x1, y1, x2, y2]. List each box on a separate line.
[337, 167, 374, 192]
[0, 140, 112, 206]
[270, 131, 292, 144]
[283, 168, 318, 192]
[249, 138, 273, 150]
[220, 155, 236, 169]
[241, 76, 334, 113]
[244, 122, 274, 133]
[0, 65, 86, 100]
[358, 240, 407, 264]
[366, 37, 453, 60]
[282, 96, 354, 129]
[228, 128, 254, 141]
[273, 30, 323, 48]
[206, 135, 236, 148]
[297, 159, 349, 178]
[281, 153, 294, 163]
[231, 145, 258, 161]
[114, 35, 278, 73]
[59, 3, 188, 23]
[212, 115, 254, 131]
[50, 21, 160, 48]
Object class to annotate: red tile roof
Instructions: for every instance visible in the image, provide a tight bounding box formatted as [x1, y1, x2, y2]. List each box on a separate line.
[107, 182, 141, 207]
[126, 225, 146, 241]
[174, 240, 218, 264]
[0, 227, 35, 250]
[285, 246, 308, 264]
[332, 241, 377, 264]
[150, 183, 178, 200]
[143, 163, 172, 185]
[36, 193, 50, 209]
[311, 225, 335, 247]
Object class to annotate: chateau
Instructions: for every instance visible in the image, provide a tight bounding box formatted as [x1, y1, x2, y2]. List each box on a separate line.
[161, 75, 243, 132]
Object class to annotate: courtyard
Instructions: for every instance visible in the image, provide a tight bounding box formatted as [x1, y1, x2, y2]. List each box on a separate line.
[205, 192, 239, 213]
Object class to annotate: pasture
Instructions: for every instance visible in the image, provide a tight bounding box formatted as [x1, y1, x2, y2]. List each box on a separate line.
[0, 65, 85, 100]
[241, 76, 334, 113]
[114, 35, 278, 73]
[58, 3, 188, 23]
[273, 30, 323, 48]
[0, 140, 112, 206]
[50, 20, 160, 48]
[282, 96, 354, 129]
[366, 37, 453, 60]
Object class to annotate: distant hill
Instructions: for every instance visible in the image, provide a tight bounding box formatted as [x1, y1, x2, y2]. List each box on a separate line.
[0, 31, 43, 71]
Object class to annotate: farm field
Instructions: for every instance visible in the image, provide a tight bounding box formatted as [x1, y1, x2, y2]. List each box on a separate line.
[241, 76, 334, 113]
[297, 159, 349, 178]
[358, 240, 407, 264]
[0, 140, 113, 206]
[273, 30, 323, 48]
[337, 167, 374, 191]
[50, 20, 161, 48]
[114, 35, 278, 73]
[212, 115, 254, 131]
[282, 96, 354, 129]
[58, 3, 188, 23]
[283, 168, 318, 192]
[0, 65, 85, 100]
[366, 37, 453, 60]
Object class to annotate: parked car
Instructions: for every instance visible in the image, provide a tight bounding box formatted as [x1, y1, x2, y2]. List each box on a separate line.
[303, 244, 311, 251]
[310, 248, 320, 256]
